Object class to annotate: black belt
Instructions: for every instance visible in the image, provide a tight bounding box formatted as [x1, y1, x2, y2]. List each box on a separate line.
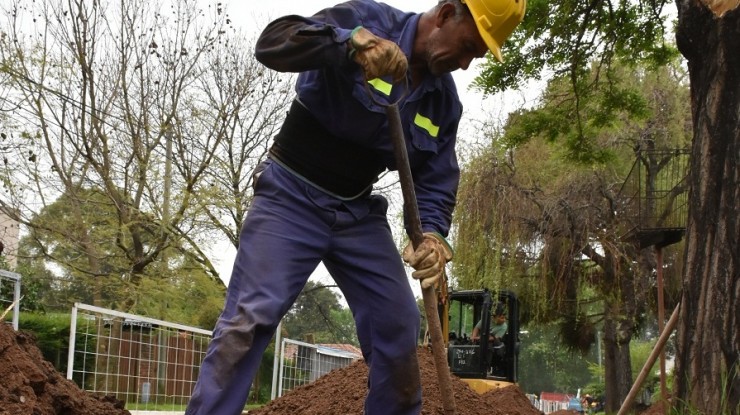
[269, 100, 384, 199]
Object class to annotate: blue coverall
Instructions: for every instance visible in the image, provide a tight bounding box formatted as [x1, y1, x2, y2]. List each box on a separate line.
[185, 1, 462, 414]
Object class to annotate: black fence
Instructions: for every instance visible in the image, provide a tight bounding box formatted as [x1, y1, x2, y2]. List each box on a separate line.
[619, 149, 690, 248]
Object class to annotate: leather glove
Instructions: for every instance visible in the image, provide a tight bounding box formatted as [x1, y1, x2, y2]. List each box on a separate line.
[402, 232, 453, 289]
[348, 26, 407, 83]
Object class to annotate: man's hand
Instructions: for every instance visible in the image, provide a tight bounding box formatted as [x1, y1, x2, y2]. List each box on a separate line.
[402, 232, 453, 289]
[349, 26, 407, 83]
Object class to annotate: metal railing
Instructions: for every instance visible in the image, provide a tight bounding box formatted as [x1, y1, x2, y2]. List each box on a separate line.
[619, 149, 690, 247]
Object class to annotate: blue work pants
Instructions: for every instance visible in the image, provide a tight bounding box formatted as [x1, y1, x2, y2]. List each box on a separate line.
[185, 160, 422, 415]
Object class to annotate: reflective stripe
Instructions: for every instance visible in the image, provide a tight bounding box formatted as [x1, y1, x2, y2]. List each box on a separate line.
[414, 113, 439, 138]
[368, 78, 393, 96]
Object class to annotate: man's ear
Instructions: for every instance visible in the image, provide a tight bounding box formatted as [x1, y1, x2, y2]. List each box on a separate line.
[435, 3, 458, 28]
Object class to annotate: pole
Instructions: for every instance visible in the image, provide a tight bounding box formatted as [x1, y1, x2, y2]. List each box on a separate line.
[271, 321, 282, 400]
[656, 247, 667, 411]
[617, 304, 679, 415]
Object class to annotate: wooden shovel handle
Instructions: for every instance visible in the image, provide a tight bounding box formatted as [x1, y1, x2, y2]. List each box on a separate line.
[386, 103, 457, 415]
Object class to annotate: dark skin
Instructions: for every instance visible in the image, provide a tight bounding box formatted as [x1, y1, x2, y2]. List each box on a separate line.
[410, 2, 488, 88]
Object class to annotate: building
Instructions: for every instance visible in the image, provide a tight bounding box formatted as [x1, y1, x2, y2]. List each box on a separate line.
[0, 211, 19, 269]
[538, 391, 574, 413]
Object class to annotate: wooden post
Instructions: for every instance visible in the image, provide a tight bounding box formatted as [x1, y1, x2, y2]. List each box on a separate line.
[617, 304, 679, 415]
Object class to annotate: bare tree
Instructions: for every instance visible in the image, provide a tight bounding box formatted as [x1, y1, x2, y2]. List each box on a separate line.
[0, 0, 290, 309]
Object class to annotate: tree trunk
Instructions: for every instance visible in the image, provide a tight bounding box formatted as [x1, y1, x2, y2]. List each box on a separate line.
[675, 2, 740, 414]
[603, 309, 635, 413]
[600, 249, 642, 413]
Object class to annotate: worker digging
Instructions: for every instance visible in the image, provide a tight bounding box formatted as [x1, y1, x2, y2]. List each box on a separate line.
[185, 0, 526, 414]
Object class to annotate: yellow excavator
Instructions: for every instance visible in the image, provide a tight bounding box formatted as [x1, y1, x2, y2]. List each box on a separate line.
[439, 289, 521, 394]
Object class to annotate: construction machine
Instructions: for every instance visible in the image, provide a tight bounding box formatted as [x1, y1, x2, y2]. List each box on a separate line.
[439, 289, 521, 394]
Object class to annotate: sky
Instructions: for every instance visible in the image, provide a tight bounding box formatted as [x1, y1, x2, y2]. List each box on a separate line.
[207, 0, 540, 299]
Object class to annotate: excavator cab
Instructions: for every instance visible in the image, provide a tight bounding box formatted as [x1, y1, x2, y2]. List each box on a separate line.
[441, 289, 520, 393]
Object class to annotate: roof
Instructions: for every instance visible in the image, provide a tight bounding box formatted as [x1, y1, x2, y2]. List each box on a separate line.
[539, 392, 572, 402]
[318, 343, 362, 359]
[283, 343, 362, 360]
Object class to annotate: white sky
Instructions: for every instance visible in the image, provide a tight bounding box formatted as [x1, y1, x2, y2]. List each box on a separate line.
[207, 0, 541, 299]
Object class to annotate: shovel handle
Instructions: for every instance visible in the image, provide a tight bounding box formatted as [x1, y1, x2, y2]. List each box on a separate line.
[386, 103, 457, 415]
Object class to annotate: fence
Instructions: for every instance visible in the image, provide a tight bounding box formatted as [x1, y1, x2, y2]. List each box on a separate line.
[67, 303, 212, 411]
[67, 303, 362, 410]
[0, 269, 21, 330]
[275, 337, 361, 398]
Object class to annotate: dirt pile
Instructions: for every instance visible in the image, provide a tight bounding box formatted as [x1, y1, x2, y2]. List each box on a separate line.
[0, 322, 130, 415]
[250, 346, 544, 415]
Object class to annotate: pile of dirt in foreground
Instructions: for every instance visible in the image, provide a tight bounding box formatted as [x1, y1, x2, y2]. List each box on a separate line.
[250, 346, 544, 415]
[0, 322, 130, 415]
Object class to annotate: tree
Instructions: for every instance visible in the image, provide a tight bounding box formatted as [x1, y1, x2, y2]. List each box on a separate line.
[454, 58, 691, 411]
[674, 3, 739, 413]
[518, 323, 595, 395]
[0, 0, 291, 311]
[282, 281, 358, 346]
[472, 0, 738, 412]
[16, 187, 225, 324]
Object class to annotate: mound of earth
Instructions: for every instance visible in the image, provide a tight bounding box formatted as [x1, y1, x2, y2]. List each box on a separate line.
[0, 322, 130, 415]
[250, 346, 544, 415]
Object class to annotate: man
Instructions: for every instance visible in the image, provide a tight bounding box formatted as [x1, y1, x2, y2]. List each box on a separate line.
[185, 1, 525, 414]
[471, 302, 508, 345]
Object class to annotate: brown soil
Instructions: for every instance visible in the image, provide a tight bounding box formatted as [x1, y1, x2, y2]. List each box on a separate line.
[250, 346, 544, 415]
[0, 322, 130, 415]
[0, 321, 673, 415]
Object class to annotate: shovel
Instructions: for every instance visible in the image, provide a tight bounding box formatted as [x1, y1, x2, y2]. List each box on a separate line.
[386, 102, 457, 415]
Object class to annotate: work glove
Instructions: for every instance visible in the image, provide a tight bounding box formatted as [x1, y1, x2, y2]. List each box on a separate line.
[348, 26, 407, 83]
[402, 232, 454, 289]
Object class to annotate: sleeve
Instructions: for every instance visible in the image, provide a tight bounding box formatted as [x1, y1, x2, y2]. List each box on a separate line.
[254, 3, 362, 72]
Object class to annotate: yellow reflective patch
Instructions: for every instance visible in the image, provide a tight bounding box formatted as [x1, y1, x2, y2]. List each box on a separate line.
[368, 78, 392, 96]
[414, 113, 439, 138]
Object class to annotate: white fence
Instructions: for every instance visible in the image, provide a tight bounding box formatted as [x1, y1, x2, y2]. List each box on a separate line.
[275, 337, 361, 398]
[66, 303, 361, 411]
[0, 269, 21, 330]
[67, 303, 212, 411]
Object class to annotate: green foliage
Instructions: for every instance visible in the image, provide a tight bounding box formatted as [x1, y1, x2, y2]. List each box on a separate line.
[474, 0, 682, 164]
[17, 313, 71, 369]
[128, 268, 225, 328]
[249, 341, 276, 404]
[475, 0, 678, 95]
[583, 361, 606, 400]
[17, 312, 97, 383]
[282, 281, 357, 346]
[329, 308, 360, 346]
[518, 323, 596, 394]
[20, 188, 137, 307]
[455, 55, 692, 408]
[501, 63, 658, 164]
[14, 249, 71, 312]
[452, 57, 690, 313]
[15, 187, 226, 325]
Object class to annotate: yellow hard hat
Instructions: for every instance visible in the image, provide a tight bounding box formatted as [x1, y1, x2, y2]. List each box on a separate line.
[461, 0, 527, 62]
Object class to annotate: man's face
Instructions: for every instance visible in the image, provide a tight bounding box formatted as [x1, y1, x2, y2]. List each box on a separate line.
[425, 10, 488, 76]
